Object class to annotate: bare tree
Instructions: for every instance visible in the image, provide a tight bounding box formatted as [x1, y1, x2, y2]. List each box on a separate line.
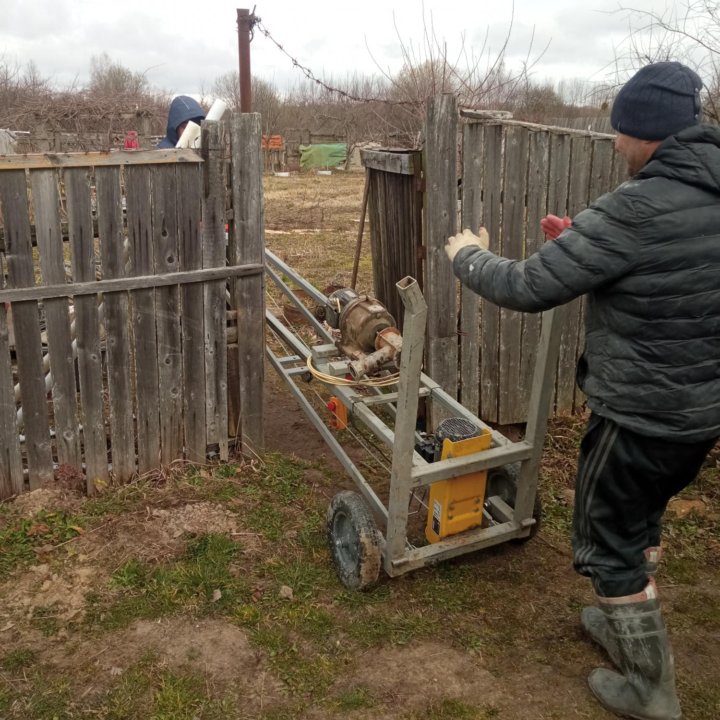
[0, 53, 168, 150]
[0, 56, 52, 128]
[509, 80, 565, 122]
[211, 71, 282, 134]
[613, 1, 720, 121]
[89, 53, 149, 98]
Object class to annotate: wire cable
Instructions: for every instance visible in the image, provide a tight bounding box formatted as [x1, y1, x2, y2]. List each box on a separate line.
[305, 355, 400, 388]
[253, 18, 420, 107]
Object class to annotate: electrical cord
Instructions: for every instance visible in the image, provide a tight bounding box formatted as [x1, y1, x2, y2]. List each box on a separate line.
[305, 355, 400, 388]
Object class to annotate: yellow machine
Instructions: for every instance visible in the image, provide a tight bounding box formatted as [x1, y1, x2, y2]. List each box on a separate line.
[425, 423, 492, 543]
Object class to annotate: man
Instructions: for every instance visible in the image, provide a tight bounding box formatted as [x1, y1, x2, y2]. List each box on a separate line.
[156, 95, 205, 149]
[446, 62, 719, 720]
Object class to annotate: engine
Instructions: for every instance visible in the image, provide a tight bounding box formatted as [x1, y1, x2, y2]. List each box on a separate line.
[317, 289, 403, 378]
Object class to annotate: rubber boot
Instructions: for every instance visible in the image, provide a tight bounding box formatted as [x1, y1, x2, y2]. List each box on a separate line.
[582, 547, 662, 668]
[587, 580, 682, 720]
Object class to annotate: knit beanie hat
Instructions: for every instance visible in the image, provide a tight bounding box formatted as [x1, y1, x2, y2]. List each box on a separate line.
[611, 62, 703, 140]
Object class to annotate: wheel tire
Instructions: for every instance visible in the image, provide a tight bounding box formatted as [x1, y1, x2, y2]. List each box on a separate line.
[486, 465, 543, 542]
[327, 491, 382, 590]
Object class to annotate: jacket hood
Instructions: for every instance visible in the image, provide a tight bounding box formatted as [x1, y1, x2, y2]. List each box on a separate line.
[157, 95, 206, 148]
[638, 124, 720, 194]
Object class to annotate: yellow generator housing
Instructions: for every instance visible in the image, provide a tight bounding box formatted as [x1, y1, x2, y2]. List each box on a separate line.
[425, 425, 492, 544]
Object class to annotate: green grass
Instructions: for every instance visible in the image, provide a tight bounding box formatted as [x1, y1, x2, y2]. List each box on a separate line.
[0, 510, 85, 579]
[19, 679, 73, 720]
[100, 657, 156, 719]
[245, 503, 286, 541]
[0, 416, 717, 720]
[0, 656, 240, 720]
[678, 677, 720, 720]
[671, 589, 720, 631]
[150, 672, 207, 720]
[30, 605, 63, 637]
[82, 481, 149, 518]
[0, 687, 12, 714]
[333, 685, 376, 711]
[1, 648, 36, 672]
[86, 533, 249, 631]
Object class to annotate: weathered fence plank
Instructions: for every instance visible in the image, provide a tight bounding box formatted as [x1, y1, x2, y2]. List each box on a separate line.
[368, 169, 388, 300]
[360, 149, 418, 175]
[65, 168, 108, 491]
[96, 166, 135, 482]
[0, 149, 202, 171]
[363, 151, 422, 331]
[517, 130, 550, 419]
[547, 133, 571, 217]
[151, 164, 183, 466]
[590, 138, 615, 201]
[555, 136, 592, 413]
[459, 123, 483, 415]
[545, 132, 572, 417]
[178, 162, 206, 461]
[612, 149, 628, 188]
[0, 268, 23, 497]
[0, 170, 54, 487]
[231, 113, 265, 456]
[30, 169, 81, 469]
[498, 125, 529, 424]
[0, 266, 260, 303]
[479, 124, 503, 422]
[126, 165, 160, 473]
[424, 94, 458, 405]
[201, 121, 228, 460]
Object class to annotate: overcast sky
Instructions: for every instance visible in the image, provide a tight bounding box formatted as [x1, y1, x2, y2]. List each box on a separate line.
[1, 0, 678, 97]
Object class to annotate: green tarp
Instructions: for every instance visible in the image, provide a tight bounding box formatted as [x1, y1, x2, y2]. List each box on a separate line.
[299, 143, 347, 170]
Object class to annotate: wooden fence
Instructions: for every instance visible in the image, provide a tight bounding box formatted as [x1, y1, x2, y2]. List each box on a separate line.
[360, 149, 423, 330]
[426, 99, 627, 424]
[365, 98, 627, 425]
[0, 115, 265, 499]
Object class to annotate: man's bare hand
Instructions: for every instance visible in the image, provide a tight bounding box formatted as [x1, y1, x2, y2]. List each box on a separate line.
[540, 214, 572, 240]
[445, 227, 490, 262]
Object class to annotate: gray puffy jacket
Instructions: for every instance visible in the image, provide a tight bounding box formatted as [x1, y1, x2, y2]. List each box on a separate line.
[453, 124, 720, 442]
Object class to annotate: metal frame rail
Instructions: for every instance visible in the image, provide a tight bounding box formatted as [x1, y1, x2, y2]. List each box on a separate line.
[265, 249, 566, 578]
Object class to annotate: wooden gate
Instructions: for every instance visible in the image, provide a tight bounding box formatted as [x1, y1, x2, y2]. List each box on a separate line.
[0, 116, 265, 498]
[454, 110, 627, 423]
[360, 149, 423, 330]
[418, 97, 628, 425]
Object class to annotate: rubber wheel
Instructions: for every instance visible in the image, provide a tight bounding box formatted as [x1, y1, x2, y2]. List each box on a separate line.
[486, 464, 542, 542]
[327, 491, 382, 590]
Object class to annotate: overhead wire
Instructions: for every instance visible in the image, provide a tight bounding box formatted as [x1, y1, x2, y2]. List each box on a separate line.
[250, 16, 421, 108]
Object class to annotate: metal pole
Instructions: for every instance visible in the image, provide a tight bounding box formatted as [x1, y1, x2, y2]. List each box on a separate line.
[237, 8, 252, 113]
[384, 277, 427, 570]
[350, 168, 370, 290]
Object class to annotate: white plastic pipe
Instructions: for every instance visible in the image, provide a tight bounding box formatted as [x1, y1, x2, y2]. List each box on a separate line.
[176, 121, 201, 149]
[205, 99, 228, 122]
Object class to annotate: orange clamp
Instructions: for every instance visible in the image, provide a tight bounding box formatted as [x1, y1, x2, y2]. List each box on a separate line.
[326, 396, 348, 430]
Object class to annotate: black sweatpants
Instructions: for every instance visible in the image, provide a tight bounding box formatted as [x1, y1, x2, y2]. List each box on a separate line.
[572, 413, 716, 598]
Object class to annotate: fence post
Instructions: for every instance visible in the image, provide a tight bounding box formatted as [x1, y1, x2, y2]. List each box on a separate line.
[230, 113, 265, 455]
[459, 123, 483, 416]
[424, 94, 458, 410]
[202, 120, 229, 461]
[0, 299, 23, 497]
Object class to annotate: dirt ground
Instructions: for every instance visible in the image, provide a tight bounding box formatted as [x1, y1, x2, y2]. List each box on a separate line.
[1, 171, 719, 720]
